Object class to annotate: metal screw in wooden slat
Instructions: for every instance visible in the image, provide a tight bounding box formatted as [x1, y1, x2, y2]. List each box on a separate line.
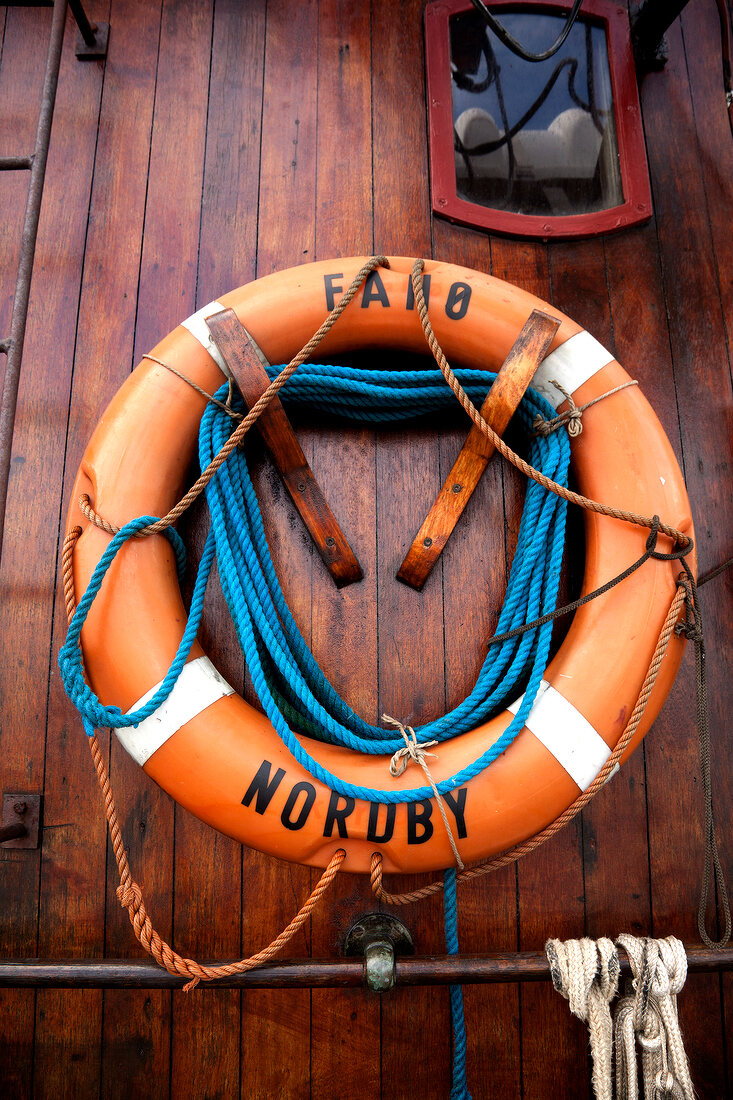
[206, 307, 363, 589]
[397, 309, 561, 590]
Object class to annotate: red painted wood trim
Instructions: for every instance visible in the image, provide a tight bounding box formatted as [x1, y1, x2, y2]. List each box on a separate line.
[425, 0, 652, 239]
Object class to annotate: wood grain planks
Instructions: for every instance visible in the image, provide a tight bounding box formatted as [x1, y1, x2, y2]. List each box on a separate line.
[371, 2, 453, 1096]
[96, 0, 217, 1095]
[36, 0, 164, 1091]
[0, 7, 59, 1093]
[0, 0, 730, 1096]
[241, 1, 317, 1094]
[189, 2, 266, 1091]
[0, 4, 106, 1097]
[637, 11, 732, 1096]
[311, 3, 381, 1098]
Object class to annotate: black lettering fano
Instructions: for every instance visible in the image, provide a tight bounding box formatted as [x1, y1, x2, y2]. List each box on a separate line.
[280, 781, 317, 831]
[445, 281, 471, 320]
[360, 270, 390, 308]
[406, 272, 430, 311]
[241, 759, 286, 816]
[323, 791, 355, 838]
[367, 802, 396, 843]
[407, 799, 433, 844]
[324, 272, 344, 311]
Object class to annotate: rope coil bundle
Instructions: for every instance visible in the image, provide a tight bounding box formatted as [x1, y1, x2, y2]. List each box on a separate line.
[546, 935, 695, 1100]
[59, 364, 570, 804]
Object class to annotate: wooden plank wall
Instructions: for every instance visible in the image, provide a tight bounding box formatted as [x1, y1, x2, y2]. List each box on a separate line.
[0, 1, 730, 1096]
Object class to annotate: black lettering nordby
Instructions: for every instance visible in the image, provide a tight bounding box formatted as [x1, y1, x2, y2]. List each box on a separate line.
[280, 781, 317, 831]
[445, 281, 472, 320]
[241, 759, 286, 815]
[367, 801, 396, 843]
[360, 270, 390, 308]
[443, 788, 468, 839]
[324, 272, 344, 311]
[407, 799, 433, 844]
[323, 791, 355, 838]
[405, 273, 431, 310]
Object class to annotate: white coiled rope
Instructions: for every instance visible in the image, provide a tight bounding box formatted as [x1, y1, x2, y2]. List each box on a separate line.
[546, 937, 620, 1100]
[614, 935, 693, 1100]
[545, 935, 693, 1100]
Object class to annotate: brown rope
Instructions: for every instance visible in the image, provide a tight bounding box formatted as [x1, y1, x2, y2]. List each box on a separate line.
[142, 353, 243, 419]
[61, 526, 345, 990]
[78, 256, 390, 538]
[370, 585, 687, 906]
[533, 378, 639, 438]
[409, 259, 690, 551]
[697, 555, 733, 588]
[675, 566, 732, 949]
[62, 526, 82, 621]
[485, 517, 690, 650]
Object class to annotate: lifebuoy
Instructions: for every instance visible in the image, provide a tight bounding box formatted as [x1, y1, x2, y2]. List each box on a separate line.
[66, 257, 693, 874]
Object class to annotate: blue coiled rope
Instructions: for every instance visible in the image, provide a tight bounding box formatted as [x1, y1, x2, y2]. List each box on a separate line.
[59, 362, 571, 1099]
[60, 364, 570, 796]
[197, 366, 570, 803]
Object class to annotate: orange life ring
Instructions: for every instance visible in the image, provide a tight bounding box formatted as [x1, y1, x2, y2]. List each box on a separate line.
[67, 257, 693, 874]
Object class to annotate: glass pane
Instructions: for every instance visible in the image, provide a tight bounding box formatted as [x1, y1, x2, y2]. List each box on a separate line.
[450, 9, 623, 216]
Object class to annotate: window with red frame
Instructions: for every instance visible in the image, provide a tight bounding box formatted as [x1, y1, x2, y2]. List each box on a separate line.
[425, 1, 652, 239]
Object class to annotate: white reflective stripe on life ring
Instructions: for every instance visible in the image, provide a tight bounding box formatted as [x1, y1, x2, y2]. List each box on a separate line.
[114, 656, 235, 766]
[181, 300, 230, 378]
[533, 331, 615, 409]
[507, 680, 612, 790]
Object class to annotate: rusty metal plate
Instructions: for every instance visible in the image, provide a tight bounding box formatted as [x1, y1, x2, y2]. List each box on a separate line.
[1, 792, 42, 849]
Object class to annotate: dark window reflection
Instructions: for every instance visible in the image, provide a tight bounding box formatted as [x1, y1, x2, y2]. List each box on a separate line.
[450, 10, 623, 216]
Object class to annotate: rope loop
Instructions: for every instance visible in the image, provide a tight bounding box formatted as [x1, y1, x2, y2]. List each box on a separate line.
[644, 517, 694, 562]
[615, 935, 694, 1100]
[546, 937, 619, 1100]
[533, 379, 583, 436]
[532, 378, 640, 439]
[644, 516, 661, 555]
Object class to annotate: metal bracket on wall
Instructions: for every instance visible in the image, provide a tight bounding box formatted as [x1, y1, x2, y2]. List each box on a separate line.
[0, 793, 42, 849]
[630, 0, 690, 70]
[343, 913, 416, 993]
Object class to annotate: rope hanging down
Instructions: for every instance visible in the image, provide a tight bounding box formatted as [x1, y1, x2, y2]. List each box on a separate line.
[614, 936, 693, 1100]
[546, 937, 619, 1100]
